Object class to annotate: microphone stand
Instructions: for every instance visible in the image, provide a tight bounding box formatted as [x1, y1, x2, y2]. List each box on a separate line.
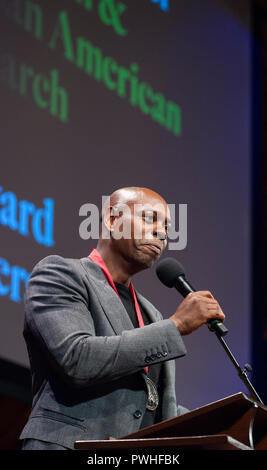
[156, 265, 264, 404]
[214, 331, 263, 404]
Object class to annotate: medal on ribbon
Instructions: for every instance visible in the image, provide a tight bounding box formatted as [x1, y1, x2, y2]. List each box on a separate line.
[145, 376, 159, 411]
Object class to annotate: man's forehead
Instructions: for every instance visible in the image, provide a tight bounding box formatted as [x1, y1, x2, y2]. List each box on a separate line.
[130, 199, 170, 215]
[115, 188, 167, 206]
[105, 187, 170, 218]
[137, 190, 167, 206]
[122, 191, 169, 214]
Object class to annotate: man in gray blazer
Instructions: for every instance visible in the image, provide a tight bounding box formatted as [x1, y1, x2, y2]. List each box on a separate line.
[20, 187, 225, 450]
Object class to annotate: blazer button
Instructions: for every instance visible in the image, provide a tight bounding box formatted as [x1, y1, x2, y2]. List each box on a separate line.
[133, 410, 142, 419]
[151, 354, 157, 360]
[162, 351, 168, 356]
[145, 357, 151, 363]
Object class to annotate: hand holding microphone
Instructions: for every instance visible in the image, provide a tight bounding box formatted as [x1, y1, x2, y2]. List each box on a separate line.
[169, 290, 225, 336]
[156, 258, 228, 336]
[156, 258, 265, 403]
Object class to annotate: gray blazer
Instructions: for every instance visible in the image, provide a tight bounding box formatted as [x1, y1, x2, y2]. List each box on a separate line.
[20, 255, 187, 449]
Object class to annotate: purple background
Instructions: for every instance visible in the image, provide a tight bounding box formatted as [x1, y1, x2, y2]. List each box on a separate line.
[0, 0, 251, 410]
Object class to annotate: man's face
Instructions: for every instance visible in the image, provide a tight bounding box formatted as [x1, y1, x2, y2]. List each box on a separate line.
[107, 191, 170, 269]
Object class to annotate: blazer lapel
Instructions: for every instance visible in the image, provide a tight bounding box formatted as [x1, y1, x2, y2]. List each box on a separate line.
[135, 292, 160, 324]
[81, 257, 175, 416]
[81, 257, 135, 335]
[81, 257, 162, 333]
[136, 289, 175, 415]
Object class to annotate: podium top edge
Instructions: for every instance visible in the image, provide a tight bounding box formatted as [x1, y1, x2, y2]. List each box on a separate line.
[121, 392, 266, 440]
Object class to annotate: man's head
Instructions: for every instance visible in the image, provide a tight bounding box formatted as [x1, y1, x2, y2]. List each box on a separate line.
[97, 187, 170, 273]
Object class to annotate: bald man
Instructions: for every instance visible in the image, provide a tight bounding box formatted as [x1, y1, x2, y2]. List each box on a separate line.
[20, 187, 225, 450]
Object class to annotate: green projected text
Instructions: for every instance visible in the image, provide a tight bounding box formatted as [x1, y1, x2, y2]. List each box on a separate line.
[0, 1, 182, 137]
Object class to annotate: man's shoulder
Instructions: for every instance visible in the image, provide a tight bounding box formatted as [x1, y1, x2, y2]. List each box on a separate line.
[28, 254, 100, 284]
[31, 254, 93, 271]
[30, 254, 82, 275]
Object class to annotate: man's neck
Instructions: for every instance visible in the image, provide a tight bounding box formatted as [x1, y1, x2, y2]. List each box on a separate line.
[96, 244, 132, 287]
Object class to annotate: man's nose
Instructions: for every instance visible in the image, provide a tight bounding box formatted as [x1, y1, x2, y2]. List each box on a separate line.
[153, 228, 167, 241]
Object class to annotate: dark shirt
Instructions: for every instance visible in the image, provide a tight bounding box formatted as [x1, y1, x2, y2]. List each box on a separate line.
[114, 282, 163, 428]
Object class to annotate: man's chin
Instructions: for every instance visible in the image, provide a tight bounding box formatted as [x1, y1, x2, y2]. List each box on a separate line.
[134, 250, 159, 269]
[141, 257, 155, 268]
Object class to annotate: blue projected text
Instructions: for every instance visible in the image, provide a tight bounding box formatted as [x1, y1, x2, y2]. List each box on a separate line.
[150, 0, 169, 12]
[0, 186, 55, 247]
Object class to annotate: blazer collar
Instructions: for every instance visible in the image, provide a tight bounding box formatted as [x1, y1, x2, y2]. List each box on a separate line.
[80, 257, 158, 335]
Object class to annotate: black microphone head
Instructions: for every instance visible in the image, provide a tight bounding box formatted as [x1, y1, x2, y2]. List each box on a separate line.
[156, 257, 185, 288]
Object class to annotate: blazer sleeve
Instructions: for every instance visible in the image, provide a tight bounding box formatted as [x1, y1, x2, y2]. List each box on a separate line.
[177, 404, 189, 416]
[25, 255, 187, 388]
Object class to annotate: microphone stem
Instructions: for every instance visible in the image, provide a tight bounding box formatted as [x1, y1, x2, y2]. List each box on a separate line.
[215, 332, 263, 404]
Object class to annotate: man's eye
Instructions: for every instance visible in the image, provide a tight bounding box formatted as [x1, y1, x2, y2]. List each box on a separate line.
[142, 213, 154, 223]
[165, 224, 171, 233]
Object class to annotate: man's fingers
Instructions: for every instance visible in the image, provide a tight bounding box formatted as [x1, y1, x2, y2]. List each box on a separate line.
[202, 298, 225, 321]
[189, 292, 225, 321]
[170, 290, 226, 335]
[206, 301, 220, 311]
[206, 304, 225, 321]
[197, 290, 214, 298]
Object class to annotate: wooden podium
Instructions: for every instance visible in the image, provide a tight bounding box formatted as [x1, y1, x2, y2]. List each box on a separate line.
[74, 393, 267, 451]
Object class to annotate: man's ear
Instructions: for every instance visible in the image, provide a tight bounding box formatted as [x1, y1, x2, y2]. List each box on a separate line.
[103, 205, 119, 233]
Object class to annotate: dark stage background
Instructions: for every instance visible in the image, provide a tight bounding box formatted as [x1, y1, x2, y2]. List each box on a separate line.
[0, 0, 265, 449]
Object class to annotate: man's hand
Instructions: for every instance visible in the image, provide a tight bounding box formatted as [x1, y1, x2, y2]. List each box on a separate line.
[169, 291, 225, 336]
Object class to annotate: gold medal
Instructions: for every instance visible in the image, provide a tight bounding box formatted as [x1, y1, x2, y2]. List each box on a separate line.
[145, 376, 159, 411]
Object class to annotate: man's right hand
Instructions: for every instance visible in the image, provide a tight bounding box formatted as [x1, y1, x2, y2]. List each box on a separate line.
[169, 291, 225, 336]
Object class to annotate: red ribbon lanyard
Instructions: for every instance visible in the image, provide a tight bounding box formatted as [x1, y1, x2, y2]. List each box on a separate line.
[88, 248, 148, 373]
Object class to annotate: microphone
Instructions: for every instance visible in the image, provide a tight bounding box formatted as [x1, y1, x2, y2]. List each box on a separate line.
[156, 257, 228, 337]
[156, 259, 264, 402]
